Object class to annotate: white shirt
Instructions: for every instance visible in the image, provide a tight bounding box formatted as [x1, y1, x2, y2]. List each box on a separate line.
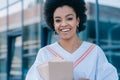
[25, 41, 118, 80]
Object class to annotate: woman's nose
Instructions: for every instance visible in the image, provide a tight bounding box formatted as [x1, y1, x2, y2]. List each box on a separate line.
[61, 20, 67, 27]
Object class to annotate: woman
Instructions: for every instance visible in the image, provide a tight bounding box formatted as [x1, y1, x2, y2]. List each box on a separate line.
[26, 0, 118, 80]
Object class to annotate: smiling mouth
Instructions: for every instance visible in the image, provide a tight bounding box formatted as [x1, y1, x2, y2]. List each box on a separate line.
[61, 28, 71, 32]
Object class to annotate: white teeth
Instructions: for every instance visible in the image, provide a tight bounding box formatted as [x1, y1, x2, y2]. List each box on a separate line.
[61, 29, 70, 32]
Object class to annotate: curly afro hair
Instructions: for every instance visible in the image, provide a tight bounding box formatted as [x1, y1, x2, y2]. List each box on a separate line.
[44, 0, 87, 32]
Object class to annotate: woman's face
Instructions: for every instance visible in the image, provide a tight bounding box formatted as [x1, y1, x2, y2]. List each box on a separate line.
[53, 5, 80, 40]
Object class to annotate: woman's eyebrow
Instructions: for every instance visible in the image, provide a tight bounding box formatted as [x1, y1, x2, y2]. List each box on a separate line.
[66, 14, 73, 17]
[54, 16, 61, 19]
[54, 14, 73, 19]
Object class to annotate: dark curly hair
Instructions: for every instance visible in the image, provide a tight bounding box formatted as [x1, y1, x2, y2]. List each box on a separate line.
[44, 0, 87, 32]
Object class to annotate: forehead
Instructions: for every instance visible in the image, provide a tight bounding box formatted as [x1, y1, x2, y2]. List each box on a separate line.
[53, 5, 76, 17]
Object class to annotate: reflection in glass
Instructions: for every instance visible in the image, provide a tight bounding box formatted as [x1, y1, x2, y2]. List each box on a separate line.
[24, 0, 36, 9]
[0, 9, 7, 33]
[23, 24, 40, 79]
[0, 0, 7, 9]
[9, 0, 19, 5]
[8, 2, 22, 30]
[10, 37, 22, 80]
[23, 24, 40, 55]
[23, 56, 36, 78]
[0, 32, 7, 80]
[0, 8, 7, 18]
[8, 1, 22, 15]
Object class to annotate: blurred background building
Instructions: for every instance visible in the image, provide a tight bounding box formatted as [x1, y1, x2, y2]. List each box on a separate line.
[0, 0, 120, 80]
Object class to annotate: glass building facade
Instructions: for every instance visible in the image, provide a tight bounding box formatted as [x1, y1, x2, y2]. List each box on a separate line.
[0, 0, 120, 80]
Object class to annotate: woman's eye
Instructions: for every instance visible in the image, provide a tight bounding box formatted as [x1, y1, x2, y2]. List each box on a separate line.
[67, 18, 73, 21]
[55, 19, 61, 23]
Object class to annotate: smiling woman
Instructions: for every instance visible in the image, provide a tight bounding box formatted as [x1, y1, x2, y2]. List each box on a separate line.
[25, 0, 118, 80]
[53, 6, 80, 41]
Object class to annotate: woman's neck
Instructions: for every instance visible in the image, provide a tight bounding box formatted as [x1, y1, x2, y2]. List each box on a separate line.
[58, 37, 82, 54]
